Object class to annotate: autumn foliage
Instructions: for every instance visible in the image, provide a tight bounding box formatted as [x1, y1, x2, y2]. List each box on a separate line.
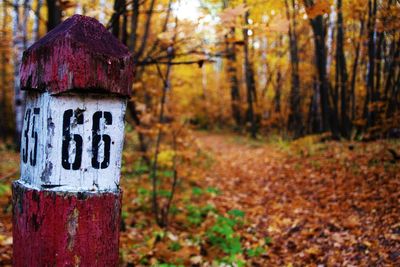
[0, 0, 400, 266]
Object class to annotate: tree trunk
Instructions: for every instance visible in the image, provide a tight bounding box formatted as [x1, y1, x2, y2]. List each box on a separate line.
[386, 38, 400, 117]
[374, 30, 384, 123]
[375, 32, 384, 100]
[46, 0, 62, 31]
[243, 1, 257, 138]
[13, 0, 31, 148]
[336, 0, 350, 138]
[326, 4, 335, 78]
[308, 75, 322, 133]
[331, 2, 339, 137]
[223, 0, 241, 128]
[121, 2, 128, 45]
[285, 0, 303, 138]
[111, 0, 125, 40]
[142, 0, 173, 62]
[363, 0, 377, 129]
[303, 0, 335, 136]
[350, 18, 365, 123]
[274, 70, 282, 113]
[1, 1, 8, 140]
[226, 27, 241, 128]
[129, 0, 140, 52]
[385, 37, 400, 117]
[382, 0, 398, 120]
[135, 0, 156, 62]
[32, 0, 42, 41]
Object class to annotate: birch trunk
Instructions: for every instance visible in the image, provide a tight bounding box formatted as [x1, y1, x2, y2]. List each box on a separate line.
[99, 0, 107, 24]
[1, 2, 9, 139]
[12, 0, 29, 148]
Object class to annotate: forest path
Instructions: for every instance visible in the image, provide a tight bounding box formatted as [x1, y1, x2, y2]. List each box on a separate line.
[195, 132, 400, 265]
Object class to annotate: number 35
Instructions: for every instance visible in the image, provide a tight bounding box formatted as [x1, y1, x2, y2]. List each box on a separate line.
[22, 108, 40, 166]
[61, 109, 112, 170]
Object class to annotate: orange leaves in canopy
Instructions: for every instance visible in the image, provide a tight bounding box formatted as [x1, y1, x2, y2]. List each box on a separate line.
[306, 0, 331, 19]
[59, 0, 78, 11]
[268, 15, 289, 33]
[220, 4, 249, 28]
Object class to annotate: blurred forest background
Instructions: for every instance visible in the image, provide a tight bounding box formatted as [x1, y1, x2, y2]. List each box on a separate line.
[0, 0, 399, 144]
[0, 0, 400, 266]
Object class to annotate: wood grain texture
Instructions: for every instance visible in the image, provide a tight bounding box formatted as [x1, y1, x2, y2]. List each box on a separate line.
[12, 181, 121, 267]
[20, 14, 133, 97]
[13, 15, 129, 266]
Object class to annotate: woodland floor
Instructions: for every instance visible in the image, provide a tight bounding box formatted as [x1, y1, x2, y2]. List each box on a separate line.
[193, 133, 400, 266]
[0, 132, 400, 266]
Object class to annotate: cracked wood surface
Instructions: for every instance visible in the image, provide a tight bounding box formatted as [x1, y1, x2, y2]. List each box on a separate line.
[12, 182, 121, 266]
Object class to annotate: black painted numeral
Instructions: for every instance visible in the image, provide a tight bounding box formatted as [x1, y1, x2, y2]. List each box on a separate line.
[30, 108, 40, 166]
[61, 110, 113, 170]
[92, 111, 112, 169]
[61, 109, 83, 170]
[22, 108, 40, 166]
[22, 109, 31, 164]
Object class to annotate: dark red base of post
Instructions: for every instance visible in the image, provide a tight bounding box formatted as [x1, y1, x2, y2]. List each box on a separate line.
[12, 182, 122, 266]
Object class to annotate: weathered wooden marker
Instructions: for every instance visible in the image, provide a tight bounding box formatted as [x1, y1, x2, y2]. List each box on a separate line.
[12, 15, 133, 266]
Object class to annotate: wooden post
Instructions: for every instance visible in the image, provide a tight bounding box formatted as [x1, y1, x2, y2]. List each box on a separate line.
[12, 15, 133, 266]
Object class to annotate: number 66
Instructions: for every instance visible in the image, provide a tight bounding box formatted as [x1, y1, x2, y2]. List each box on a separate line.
[61, 109, 112, 170]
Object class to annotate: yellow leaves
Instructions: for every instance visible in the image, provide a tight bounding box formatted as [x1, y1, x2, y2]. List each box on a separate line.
[146, 236, 157, 249]
[306, 0, 331, 19]
[0, 234, 12, 246]
[305, 246, 321, 256]
[157, 150, 176, 168]
[0, 233, 12, 265]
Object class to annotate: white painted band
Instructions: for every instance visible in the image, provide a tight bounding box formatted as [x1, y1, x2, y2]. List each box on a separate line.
[19, 92, 127, 192]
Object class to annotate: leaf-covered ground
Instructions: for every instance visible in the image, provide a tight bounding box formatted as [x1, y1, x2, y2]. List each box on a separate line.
[195, 133, 400, 266]
[0, 143, 18, 265]
[0, 133, 399, 266]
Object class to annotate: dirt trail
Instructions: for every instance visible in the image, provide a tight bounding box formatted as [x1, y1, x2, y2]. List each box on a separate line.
[196, 133, 400, 266]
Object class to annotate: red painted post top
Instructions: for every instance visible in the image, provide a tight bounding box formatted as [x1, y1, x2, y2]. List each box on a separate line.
[20, 14, 133, 97]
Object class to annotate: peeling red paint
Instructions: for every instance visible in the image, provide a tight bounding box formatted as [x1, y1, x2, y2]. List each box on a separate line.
[14, 15, 129, 266]
[12, 182, 122, 266]
[20, 15, 133, 97]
